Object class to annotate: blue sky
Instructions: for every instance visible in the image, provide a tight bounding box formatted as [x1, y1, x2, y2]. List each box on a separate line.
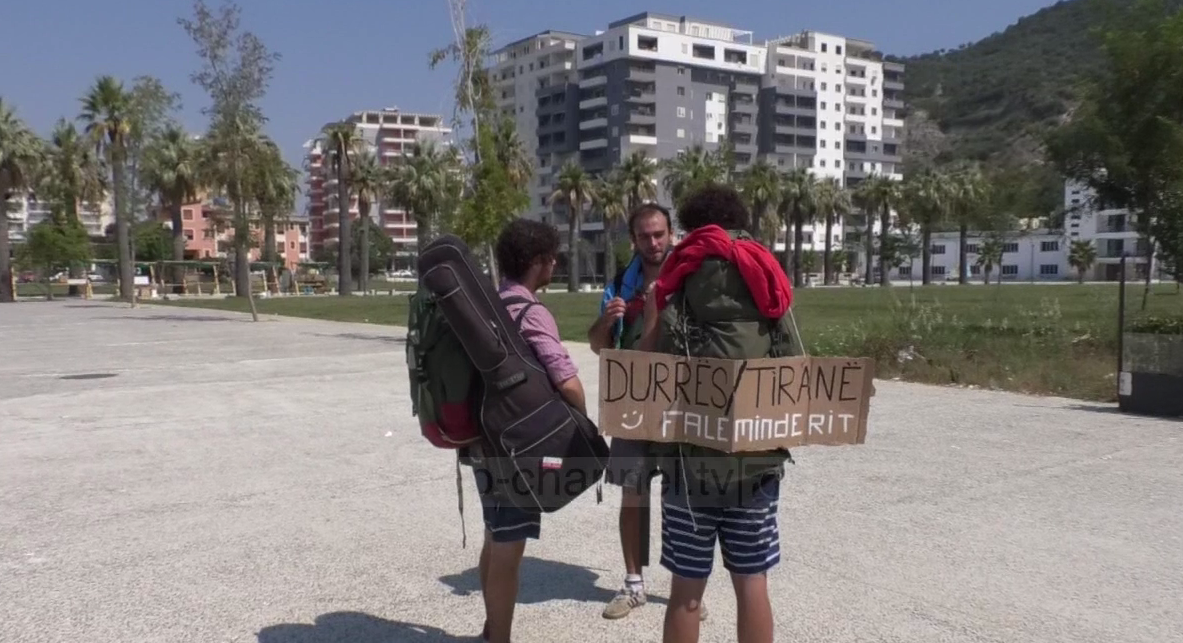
[3, 0, 1058, 193]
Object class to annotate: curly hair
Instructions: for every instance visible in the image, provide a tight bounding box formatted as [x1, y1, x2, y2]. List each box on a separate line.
[495, 217, 561, 281]
[675, 183, 751, 232]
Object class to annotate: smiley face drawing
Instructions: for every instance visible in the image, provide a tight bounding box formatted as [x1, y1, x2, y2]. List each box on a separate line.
[620, 411, 644, 431]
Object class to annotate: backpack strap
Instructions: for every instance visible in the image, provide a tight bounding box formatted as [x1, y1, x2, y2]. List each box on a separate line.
[501, 294, 540, 333]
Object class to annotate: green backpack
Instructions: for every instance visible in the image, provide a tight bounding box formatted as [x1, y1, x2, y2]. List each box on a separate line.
[406, 290, 483, 449]
[651, 229, 804, 502]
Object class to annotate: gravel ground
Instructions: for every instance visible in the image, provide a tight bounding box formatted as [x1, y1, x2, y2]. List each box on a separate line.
[1, 300, 1180, 643]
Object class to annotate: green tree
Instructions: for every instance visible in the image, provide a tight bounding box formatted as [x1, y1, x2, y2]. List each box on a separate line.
[778, 168, 816, 288]
[618, 150, 658, 212]
[388, 139, 461, 254]
[124, 76, 184, 224]
[549, 159, 594, 292]
[321, 121, 361, 296]
[853, 174, 900, 286]
[16, 214, 91, 300]
[179, 0, 281, 310]
[812, 176, 851, 285]
[347, 145, 383, 292]
[248, 136, 299, 271]
[142, 125, 201, 292]
[739, 160, 781, 246]
[79, 75, 135, 301]
[659, 145, 728, 209]
[901, 170, 951, 285]
[947, 162, 991, 285]
[41, 119, 105, 295]
[976, 234, 1005, 285]
[1, 100, 45, 303]
[1068, 239, 1098, 283]
[1046, 0, 1183, 308]
[593, 169, 629, 277]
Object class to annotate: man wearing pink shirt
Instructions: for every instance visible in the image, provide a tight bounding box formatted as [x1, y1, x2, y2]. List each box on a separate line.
[472, 217, 587, 643]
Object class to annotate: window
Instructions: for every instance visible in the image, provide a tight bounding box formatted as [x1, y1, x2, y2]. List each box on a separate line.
[610, 104, 619, 115]
[836, 45, 843, 55]
[1001, 265, 1019, 276]
[677, 66, 686, 75]
[1040, 241, 1059, 252]
[1039, 264, 1059, 275]
[677, 106, 686, 118]
[821, 43, 828, 53]
[966, 243, 980, 254]
[932, 266, 947, 276]
[676, 128, 685, 138]
[821, 102, 827, 110]
[677, 86, 685, 96]
[611, 126, 618, 136]
[931, 244, 947, 255]
[898, 265, 911, 276]
[821, 82, 827, 91]
[182, 209, 194, 220]
[836, 103, 842, 111]
[1002, 242, 1019, 253]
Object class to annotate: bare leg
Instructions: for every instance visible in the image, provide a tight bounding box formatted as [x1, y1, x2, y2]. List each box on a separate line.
[620, 487, 644, 574]
[663, 574, 708, 643]
[732, 571, 773, 643]
[483, 537, 527, 643]
[479, 535, 491, 640]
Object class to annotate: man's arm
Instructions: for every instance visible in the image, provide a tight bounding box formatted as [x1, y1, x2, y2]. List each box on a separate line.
[588, 289, 625, 355]
[556, 376, 588, 416]
[637, 282, 660, 353]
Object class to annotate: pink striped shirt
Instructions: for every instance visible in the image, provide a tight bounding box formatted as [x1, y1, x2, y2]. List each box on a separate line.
[500, 280, 578, 386]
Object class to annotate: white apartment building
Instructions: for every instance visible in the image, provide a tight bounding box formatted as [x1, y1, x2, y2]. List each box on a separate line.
[1063, 180, 1156, 281]
[5, 191, 113, 242]
[303, 107, 452, 257]
[887, 229, 1072, 283]
[489, 13, 905, 281]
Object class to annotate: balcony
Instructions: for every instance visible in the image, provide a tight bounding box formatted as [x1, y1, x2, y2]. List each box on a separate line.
[730, 96, 757, 113]
[579, 95, 607, 109]
[627, 63, 656, 81]
[579, 138, 608, 151]
[627, 134, 657, 146]
[884, 98, 904, 110]
[579, 74, 607, 88]
[579, 117, 608, 130]
[627, 107, 656, 123]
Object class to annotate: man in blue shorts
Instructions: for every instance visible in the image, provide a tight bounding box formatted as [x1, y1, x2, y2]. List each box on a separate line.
[469, 218, 588, 643]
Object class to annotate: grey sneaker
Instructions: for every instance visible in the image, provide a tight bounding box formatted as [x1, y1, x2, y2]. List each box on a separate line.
[602, 587, 646, 619]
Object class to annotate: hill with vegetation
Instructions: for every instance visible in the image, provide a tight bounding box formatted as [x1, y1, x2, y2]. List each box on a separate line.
[893, 0, 1182, 168]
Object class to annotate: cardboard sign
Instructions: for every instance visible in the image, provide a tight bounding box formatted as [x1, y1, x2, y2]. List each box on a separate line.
[598, 349, 876, 452]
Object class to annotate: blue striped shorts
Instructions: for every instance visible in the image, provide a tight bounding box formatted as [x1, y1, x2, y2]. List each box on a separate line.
[659, 474, 781, 579]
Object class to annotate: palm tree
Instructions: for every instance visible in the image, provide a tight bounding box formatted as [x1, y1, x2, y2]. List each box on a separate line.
[198, 112, 268, 299]
[322, 121, 362, 296]
[249, 137, 299, 288]
[593, 169, 629, 276]
[1068, 239, 1097, 283]
[44, 119, 106, 295]
[0, 99, 43, 303]
[948, 163, 990, 285]
[490, 114, 532, 193]
[659, 145, 727, 209]
[79, 76, 134, 301]
[778, 167, 816, 288]
[739, 160, 781, 246]
[854, 174, 901, 286]
[617, 150, 658, 211]
[813, 177, 852, 285]
[977, 235, 1005, 285]
[901, 170, 951, 286]
[142, 125, 201, 292]
[549, 159, 594, 292]
[347, 146, 383, 292]
[387, 139, 456, 254]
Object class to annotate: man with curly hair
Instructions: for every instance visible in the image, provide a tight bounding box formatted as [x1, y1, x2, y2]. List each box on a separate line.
[472, 217, 588, 643]
[637, 183, 794, 643]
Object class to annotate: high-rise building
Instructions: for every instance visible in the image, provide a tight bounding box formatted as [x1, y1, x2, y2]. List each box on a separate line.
[490, 31, 586, 224]
[489, 12, 906, 276]
[303, 107, 452, 259]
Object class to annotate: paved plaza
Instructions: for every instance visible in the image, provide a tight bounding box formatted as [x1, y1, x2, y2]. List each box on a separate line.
[1, 300, 1180, 643]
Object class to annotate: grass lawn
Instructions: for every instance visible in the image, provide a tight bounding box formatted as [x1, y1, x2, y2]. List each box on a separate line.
[156, 282, 1183, 402]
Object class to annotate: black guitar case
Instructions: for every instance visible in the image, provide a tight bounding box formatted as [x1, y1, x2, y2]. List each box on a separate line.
[416, 234, 610, 513]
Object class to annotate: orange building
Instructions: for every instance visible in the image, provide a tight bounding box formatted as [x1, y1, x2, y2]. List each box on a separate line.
[156, 197, 310, 271]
